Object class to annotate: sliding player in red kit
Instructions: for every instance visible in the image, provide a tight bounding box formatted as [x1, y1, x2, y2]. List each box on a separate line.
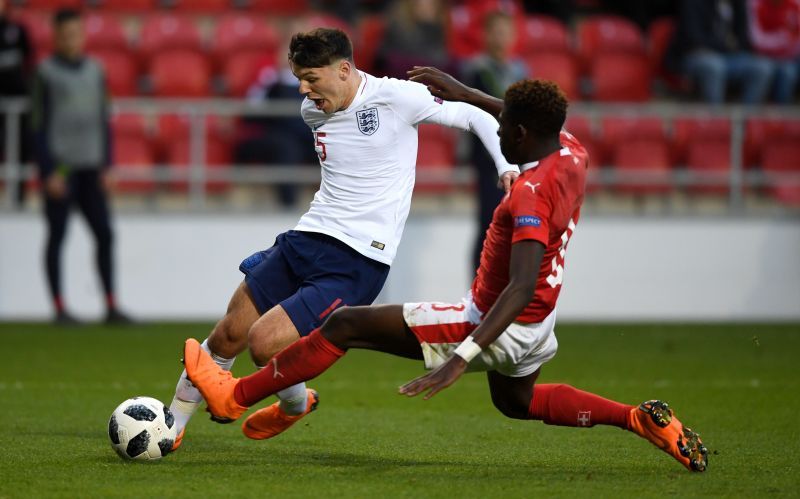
[182, 73, 707, 472]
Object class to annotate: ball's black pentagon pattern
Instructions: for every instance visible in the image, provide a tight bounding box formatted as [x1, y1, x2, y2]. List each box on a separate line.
[123, 404, 157, 422]
[158, 438, 174, 457]
[125, 429, 150, 458]
[163, 405, 174, 429]
[108, 415, 120, 445]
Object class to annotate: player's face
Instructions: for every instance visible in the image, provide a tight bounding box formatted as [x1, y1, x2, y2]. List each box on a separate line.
[291, 60, 350, 115]
[497, 109, 522, 164]
[55, 19, 85, 59]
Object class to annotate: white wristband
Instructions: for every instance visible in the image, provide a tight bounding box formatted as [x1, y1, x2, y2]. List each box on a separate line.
[453, 336, 482, 363]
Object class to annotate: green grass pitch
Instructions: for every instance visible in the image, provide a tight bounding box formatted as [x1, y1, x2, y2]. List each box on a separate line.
[0, 322, 798, 498]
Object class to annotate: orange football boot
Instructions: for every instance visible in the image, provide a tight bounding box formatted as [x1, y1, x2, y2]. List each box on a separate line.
[182, 338, 247, 423]
[628, 400, 708, 472]
[170, 429, 185, 452]
[242, 389, 319, 440]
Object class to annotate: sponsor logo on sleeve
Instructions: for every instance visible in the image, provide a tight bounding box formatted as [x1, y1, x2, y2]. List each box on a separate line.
[514, 215, 542, 228]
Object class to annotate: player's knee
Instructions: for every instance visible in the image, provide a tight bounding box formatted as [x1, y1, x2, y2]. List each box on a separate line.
[490, 390, 531, 420]
[209, 316, 248, 357]
[321, 307, 363, 348]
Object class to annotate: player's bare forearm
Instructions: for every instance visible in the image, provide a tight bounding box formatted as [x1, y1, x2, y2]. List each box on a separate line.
[470, 240, 545, 349]
[407, 66, 504, 118]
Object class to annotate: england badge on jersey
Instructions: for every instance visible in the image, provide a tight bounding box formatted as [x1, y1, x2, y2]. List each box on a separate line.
[356, 107, 380, 135]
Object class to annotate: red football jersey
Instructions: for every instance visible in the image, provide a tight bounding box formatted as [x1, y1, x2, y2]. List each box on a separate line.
[471, 131, 588, 323]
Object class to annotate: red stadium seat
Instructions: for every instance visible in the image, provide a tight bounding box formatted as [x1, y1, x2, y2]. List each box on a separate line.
[138, 14, 203, 64]
[168, 0, 230, 12]
[686, 139, 731, 195]
[221, 51, 275, 97]
[112, 113, 148, 140]
[24, 0, 82, 8]
[577, 15, 645, 68]
[91, 0, 157, 11]
[517, 15, 570, 55]
[648, 17, 675, 72]
[246, 0, 310, 14]
[13, 11, 51, 62]
[590, 53, 651, 102]
[149, 50, 211, 97]
[448, 5, 483, 59]
[416, 125, 456, 193]
[84, 13, 128, 53]
[744, 118, 800, 167]
[610, 138, 672, 194]
[761, 140, 800, 205]
[524, 51, 579, 100]
[113, 136, 157, 194]
[564, 116, 602, 190]
[600, 116, 665, 161]
[154, 113, 232, 160]
[304, 14, 353, 36]
[672, 117, 731, 165]
[90, 49, 139, 96]
[166, 137, 232, 194]
[212, 15, 280, 67]
[355, 15, 386, 74]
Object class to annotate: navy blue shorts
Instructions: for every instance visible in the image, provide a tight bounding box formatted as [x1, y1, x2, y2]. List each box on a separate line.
[239, 230, 390, 336]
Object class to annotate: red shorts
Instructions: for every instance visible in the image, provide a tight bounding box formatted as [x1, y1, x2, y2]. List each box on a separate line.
[402, 294, 558, 377]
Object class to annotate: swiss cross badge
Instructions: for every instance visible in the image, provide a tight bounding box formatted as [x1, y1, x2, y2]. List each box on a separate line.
[577, 411, 592, 427]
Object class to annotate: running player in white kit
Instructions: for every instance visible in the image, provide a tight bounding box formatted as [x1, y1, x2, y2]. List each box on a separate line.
[167, 28, 519, 449]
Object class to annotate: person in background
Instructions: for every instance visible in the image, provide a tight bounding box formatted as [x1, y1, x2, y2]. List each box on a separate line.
[0, 0, 33, 207]
[667, 0, 775, 104]
[748, 0, 800, 103]
[376, 0, 452, 79]
[31, 9, 131, 325]
[462, 10, 528, 271]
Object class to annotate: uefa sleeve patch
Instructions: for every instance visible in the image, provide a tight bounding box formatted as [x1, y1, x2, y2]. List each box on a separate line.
[514, 215, 542, 228]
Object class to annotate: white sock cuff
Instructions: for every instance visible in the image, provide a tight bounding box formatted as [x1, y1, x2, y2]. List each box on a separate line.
[201, 338, 235, 370]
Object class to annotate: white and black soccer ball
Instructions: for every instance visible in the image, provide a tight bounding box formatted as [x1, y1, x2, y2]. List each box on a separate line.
[108, 396, 177, 461]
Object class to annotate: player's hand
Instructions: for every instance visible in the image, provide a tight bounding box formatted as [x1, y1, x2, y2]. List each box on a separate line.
[45, 173, 67, 199]
[407, 66, 473, 103]
[398, 355, 467, 400]
[101, 170, 116, 193]
[499, 171, 518, 193]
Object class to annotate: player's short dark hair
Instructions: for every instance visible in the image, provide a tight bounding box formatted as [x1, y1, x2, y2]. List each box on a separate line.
[504, 79, 568, 136]
[288, 28, 354, 68]
[53, 8, 81, 27]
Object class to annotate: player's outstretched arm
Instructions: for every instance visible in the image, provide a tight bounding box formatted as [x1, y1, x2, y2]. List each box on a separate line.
[407, 66, 504, 119]
[399, 240, 546, 399]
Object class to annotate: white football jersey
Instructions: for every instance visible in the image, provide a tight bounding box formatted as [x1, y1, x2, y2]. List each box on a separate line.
[295, 71, 516, 265]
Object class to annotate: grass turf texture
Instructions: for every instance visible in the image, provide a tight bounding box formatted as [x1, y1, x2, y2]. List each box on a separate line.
[0, 323, 798, 498]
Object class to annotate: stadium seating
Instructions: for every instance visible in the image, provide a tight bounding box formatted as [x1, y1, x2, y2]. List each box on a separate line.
[90, 0, 158, 11]
[744, 119, 800, 167]
[672, 117, 731, 165]
[355, 15, 386, 74]
[589, 53, 651, 101]
[112, 113, 149, 140]
[84, 13, 129, 53]
[112, 136, 157, 194]
[166, 137, 232, 194]
[23, 0, 82, 8]
[246, 0, 310, 15]
[600, 116, 665, 160]
[13, 11, 52, 63]
[761, 140, 800, 205]
[149, 50, 211, 97]
[167, 0, 230, 12]
[576, 15, 645, 69]
[221, 51, 274, 97]
[524, 51, 579, 100]
[517, 15, 571, 55]
[686, 139, 731, 195]
[90, 49, 139, 96]
[416, 125, 457, 193]
[610, 138, 672, 194]
[211, 15, 280, 67]
[138, 13, 203, 64]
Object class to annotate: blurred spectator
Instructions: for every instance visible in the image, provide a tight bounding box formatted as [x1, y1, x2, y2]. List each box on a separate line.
[462, 11, 528, 270]
[0, 0, 33, 206]
[667, 0, 774, 104]
[31, 9, 131, 325]
[749, 0, 800, 103]
[376, 0, 452, 79]
[236, 37, 316, 209]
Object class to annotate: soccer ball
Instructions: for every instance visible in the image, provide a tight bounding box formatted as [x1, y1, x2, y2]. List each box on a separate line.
[108, 396, 177, 461]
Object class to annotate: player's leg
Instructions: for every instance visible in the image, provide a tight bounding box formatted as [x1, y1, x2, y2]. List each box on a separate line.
[73, 170, 122, 321]
[487, 371, 707, 471]
[43, 178, 72, 323]
[183, 304, 421, 420]
[169, 281, 259, 443]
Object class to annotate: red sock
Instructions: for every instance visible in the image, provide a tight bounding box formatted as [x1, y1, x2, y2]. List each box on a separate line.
[53, 296, 64, 313]
[234, 329, 345, 407]
[106, 293, 116, 311]
[528, 383, 633, 429]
